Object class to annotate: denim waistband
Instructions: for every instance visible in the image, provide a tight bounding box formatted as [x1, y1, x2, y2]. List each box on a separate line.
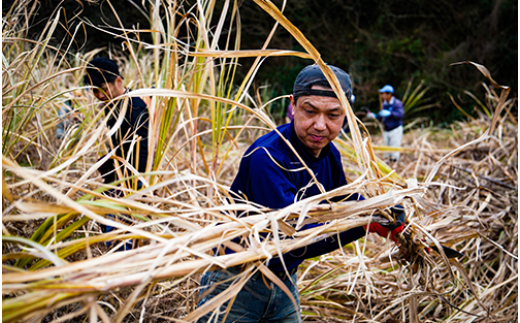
[272, 266, 298, 278]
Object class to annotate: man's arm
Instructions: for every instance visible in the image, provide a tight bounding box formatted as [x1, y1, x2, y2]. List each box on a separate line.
[271, 204, 406, 269]
[266, 226, 366, 271]
[288, 226, 366, 259]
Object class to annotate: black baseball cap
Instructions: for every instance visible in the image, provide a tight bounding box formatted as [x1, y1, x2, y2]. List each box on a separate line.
[83, 57, 122, 87]
[293, 64, 353, 104]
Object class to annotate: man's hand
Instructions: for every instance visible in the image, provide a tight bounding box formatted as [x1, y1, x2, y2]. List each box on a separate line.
[378, 109, 391, 118]
[365, 205, 406, 243]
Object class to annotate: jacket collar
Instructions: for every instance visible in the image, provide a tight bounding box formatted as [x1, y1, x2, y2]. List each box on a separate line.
[384, 96, 395, 105]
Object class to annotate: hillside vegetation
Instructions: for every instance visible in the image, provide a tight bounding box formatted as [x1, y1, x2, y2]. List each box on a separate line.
[2, 1, 517, 322]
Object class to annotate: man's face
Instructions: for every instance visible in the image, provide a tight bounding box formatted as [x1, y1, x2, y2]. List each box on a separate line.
[380, 92, 392, 102]
[291, 86, 346, 157]
[92, 77, 124, 102]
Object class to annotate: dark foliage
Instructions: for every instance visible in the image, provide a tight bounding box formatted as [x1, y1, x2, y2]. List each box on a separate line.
[233, 0, 517, 123]
[2, 0, 153, 54]
[3, 0, 516, 124]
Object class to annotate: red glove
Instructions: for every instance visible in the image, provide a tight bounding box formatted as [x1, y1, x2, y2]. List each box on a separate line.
[365, 205, 406, 243]
[366, 222, 404, 243]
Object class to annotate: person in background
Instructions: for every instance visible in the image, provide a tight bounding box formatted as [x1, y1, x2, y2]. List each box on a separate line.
[84, 57, 150, 251]
[196, 64, 406, 323]
[367, 85, 404, 163]
[55, 99, 82, 140]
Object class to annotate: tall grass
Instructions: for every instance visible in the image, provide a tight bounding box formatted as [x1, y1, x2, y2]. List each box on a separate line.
[2, 1, 517, 322]
[401, 79, 440, 118]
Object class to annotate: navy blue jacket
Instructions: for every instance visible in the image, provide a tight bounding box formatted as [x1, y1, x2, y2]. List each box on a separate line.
[377, 97, 404, 131]
[99, 92, 149, 183]
[229, 121, 365, 271]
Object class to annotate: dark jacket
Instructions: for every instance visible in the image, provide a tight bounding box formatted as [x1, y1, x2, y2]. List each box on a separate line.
[229, 121, 365, 271]
[99, 93, 149, 183]
[377, 97, 404, 131]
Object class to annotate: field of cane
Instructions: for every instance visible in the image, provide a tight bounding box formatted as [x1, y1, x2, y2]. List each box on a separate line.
[2, 1, 518, 322]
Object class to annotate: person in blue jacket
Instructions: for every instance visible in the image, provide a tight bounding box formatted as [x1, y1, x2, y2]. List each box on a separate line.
[84, 57, 149, 184]
[84, 57, 150, 251]
[196, 64, 405, 323]
[367, 85, 404, 162]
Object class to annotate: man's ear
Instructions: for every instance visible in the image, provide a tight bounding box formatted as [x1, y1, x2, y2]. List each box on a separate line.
[289, 95, 295, 116]
[115, 76, 123, 87]
[114, 76, 125, 95]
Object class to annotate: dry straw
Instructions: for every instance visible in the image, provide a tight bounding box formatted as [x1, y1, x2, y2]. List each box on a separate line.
[2, 0, 517, 322]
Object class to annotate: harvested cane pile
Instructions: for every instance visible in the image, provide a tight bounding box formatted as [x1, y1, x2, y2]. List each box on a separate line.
[2, 1, 517, 323]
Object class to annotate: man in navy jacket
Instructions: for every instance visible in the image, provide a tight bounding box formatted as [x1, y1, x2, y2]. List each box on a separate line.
[197, 65, 404, 323]
[368, 84, 404, 162]
[84, 57, 149, 251]
[84, 57, 149, 186]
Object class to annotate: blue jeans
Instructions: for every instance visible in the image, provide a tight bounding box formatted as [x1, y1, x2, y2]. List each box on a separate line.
[197, 267, 300, 323]
[103, 212, 133, 252]
[102, 185, 142, 252]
